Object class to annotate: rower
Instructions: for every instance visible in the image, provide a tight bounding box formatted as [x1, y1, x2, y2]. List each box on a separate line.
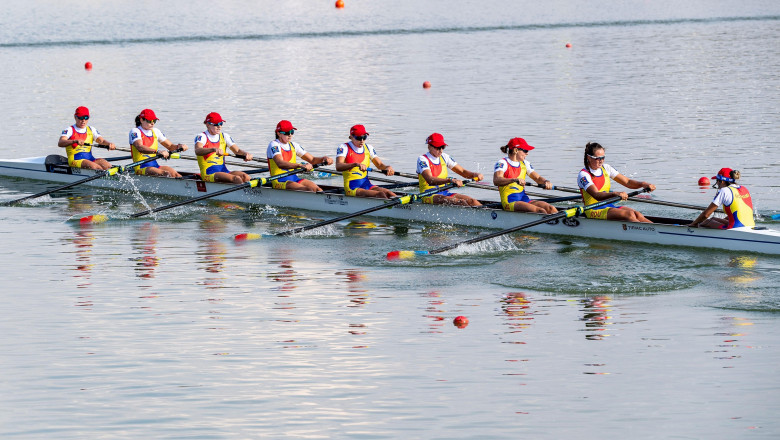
[194, 112, 252, 183]
[492, 137, 557, 214]
[688, 167, 754, 229]
[417, 133, 483, 206]
[57, 106, 117, 170]
[335, 124, 396, 199]
[577, 142, 655, 223]
[266, 120, 333, 192]
[129, 109, 188, 178]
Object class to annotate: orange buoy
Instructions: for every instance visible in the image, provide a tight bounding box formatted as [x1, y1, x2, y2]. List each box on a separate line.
[84, 61, 93, 70]
[698, 177, 710, 186]
[565, 43, 572, 48]
[335, 0, 344, 8]
[453, 316, 469, 328]
[422, 81, 431, 89]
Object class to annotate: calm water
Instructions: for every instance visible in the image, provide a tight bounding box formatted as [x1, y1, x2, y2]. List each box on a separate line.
[1, 1, 780, 438]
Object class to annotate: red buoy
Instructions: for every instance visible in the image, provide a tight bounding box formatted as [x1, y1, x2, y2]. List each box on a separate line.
[422, 81, 431, 89]
[84, 61, 93, 70]
[453, 316, 469, 328]
[698, 177, 710, 186]
[335, 0, 344, 8]
[565, 43, 572, 48]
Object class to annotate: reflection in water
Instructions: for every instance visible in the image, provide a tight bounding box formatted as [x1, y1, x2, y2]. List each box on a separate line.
[337, 269, 370, 348]
[500, 292, 534, 337]
[70, 227, 95, 288]
[419, 291, 446, 333]
[196, 215, 227, 289]
[711, 316, 754, 364]
[581, 296, 612, 341]
[725, 256, 760, 284]
[131, 223, 159, 280]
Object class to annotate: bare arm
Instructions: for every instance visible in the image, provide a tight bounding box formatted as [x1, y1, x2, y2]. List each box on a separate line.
[528, 170, 551, 190]
[688, 203, 719, 227]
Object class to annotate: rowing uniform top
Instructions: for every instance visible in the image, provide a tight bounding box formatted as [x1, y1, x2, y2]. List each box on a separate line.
[494, 157, 535, 207]
[417, 152, 457, 189]
[129, 126, 168, 173]
[61, 125, 101, 166]
[577, 164, 620, 206]
[195, 131, 235, 176]
[336, 142, 380, 195]
[266, 139, 308, 176]
[711, 184, 755, 229]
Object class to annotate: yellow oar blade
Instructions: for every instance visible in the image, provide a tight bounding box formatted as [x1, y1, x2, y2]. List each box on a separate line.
[234, 233, 263, 241]
[386, 250, 429, 260]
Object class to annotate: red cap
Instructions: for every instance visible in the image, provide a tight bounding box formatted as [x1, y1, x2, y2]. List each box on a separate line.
[426, 133, 447, 147]
[712, 167, 734, 182]
[74, 106, 90, 117]
[506, 137, 534, 151]
[204, 112, 225, 124]
[350, 124, 369, 137]
[139, 109, 158, 121]
[276, 120, 296, 132]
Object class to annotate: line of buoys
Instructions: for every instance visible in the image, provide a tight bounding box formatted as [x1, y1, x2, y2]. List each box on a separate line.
[422, 81, 431, 89]
[335, 0, 344, 8]
[453, 315, 469, 328]
[565, 42, 572, 48]
[84, 61, 93, 70]
[698, 176, 710, 186]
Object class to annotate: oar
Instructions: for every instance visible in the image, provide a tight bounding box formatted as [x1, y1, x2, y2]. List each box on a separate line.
[534, 183, 718, 212]
[235, 178, 480, 241]
[106, 155, 133, 162]
[130, 164, 322, 218]
[4, 150, 181, 206]
[387, 188, 649, 260]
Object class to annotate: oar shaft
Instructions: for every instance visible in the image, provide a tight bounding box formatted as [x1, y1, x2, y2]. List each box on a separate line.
[427, 189, 647, 255]
[130, 164, 321, 218]
[538, 183, 717, 212]
[276, 178, 478, 236]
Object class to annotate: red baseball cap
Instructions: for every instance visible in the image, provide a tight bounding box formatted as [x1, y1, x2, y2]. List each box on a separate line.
[276, 120, 296, 132]
[350, 124, 369, 137]
[712, 167, 734, 181]
[74, 106, 90, 117]
[139, 109, 158, 121]
[204, 112, 225, 124]
[426, 133, 447, 147]
[506, 137, 534, 151]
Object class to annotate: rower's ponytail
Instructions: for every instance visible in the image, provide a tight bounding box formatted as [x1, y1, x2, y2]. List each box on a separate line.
[134, 115, 142, 127]
[500, 145, 509, 154]
[731, 170, 741, 181]
[584, 142, 604, 169]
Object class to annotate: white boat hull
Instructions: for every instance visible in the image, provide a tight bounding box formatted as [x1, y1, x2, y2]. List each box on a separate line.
[2, 155, 780, 255]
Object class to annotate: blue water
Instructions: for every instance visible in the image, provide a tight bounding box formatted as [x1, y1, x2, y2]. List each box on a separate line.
[1, 1, 779, 438]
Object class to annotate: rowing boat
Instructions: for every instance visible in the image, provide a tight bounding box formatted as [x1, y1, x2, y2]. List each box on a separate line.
[2, 155, 779, 255]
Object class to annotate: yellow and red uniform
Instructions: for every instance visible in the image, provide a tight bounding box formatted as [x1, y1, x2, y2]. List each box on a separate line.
[197, 132, 228, 183]
[65, 126, 96, 167]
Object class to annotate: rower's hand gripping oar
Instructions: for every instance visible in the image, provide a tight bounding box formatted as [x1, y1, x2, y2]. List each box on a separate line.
[129, 163, 321, 218]
[4, 148, 182, 206]
[235, 178, 480, 240]
[387, 188, 650, 260]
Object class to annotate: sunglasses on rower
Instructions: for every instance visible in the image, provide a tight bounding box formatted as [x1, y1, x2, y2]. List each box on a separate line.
[587, 154, 606, 161]
[431, 145, 445, 151]
[353, 135, 368, 141]
[278, 130, 295, 135]
[76, 116, 89, 121]
[208, 122, 224, 126]
[143, 118, 158, 124]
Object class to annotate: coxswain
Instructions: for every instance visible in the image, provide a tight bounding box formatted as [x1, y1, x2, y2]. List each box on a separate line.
[688, 167, 754, 229]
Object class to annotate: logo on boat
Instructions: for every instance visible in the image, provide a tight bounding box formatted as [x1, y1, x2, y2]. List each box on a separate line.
[623, 224, 656, 232]
[562, 218, 579, 227]
[196, 181, 207, 192]
[324, 194, 349, 206]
